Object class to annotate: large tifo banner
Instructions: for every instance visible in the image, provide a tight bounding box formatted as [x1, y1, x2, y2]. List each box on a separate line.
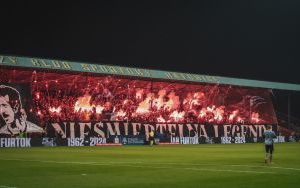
[1, 123, 280, 147]
[0, 67, 281, 147]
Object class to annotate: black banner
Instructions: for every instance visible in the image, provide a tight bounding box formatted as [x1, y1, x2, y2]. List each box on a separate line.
[47, 122, 277, 139]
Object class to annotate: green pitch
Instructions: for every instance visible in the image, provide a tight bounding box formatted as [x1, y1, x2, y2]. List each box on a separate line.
[0, 143, 299, 188]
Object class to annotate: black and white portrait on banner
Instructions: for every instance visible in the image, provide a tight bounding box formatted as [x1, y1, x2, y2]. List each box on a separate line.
[0, 84, 44, 137]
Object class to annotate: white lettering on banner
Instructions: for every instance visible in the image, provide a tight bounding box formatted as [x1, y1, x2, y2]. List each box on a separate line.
[180, 137, 187, 144]
[234, 137, 246, 144]
[258, 125, 265, 137]
[124, 122, 129, 136]
[107, 122, 121, 137]
[89, 137, 107, 146]
[10, 138, 16, 147]
[79, 123, 92, 138]
[132, 123, 142, 136]
[223, 125, 231, 137]
[213, 125, 219, 137]
[274, 136, 285, 143]
[249, 125, 258, 137]
[221, 137, 232, 144]
[49, 123, 273, 140]
[240, 125, 248, 137]
[156, 124, 167, 134]
[199, 125, 208, 138]
[178, 124, 184, 138]
[171, 137, 180, 143]
[69, 122, 76, 138]
[52, 123, 66, 138]
[221, 137, 246, 144]
[67, 138, 84, 146]
[0, 138, 31, 147]
[67, 137, 107, 146]
[168, 124, 177, 137]
[94, 123, 105, 138]
[232, 125, 240, 137]
[171, 137, 199, 144]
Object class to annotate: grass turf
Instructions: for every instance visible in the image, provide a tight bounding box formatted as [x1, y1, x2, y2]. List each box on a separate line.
[0, 143, 299, 188]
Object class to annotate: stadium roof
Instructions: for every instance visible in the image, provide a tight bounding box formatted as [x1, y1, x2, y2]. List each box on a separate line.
[1, 54, 300, 91]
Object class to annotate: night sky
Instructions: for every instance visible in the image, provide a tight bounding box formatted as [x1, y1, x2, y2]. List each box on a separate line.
[0, 1, 300, 117]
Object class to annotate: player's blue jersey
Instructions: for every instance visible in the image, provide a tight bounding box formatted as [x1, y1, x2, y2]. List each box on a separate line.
[263, 130, 276, 145]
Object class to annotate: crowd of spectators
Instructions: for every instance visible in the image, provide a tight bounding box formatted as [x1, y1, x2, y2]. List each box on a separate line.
[29, 75, 276, 125]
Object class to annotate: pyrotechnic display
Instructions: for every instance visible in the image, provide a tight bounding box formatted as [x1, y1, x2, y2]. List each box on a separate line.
[1, 68, 277, 125]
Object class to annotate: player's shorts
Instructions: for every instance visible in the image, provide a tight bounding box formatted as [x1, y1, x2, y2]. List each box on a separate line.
[149, 136, 154, 141]
[265, 144, 274, 154]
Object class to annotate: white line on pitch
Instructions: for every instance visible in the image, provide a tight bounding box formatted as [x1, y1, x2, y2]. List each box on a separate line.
[0, 185, 17, 188]
[0, 158, 278, 174]
[141, 162, 300, 171]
